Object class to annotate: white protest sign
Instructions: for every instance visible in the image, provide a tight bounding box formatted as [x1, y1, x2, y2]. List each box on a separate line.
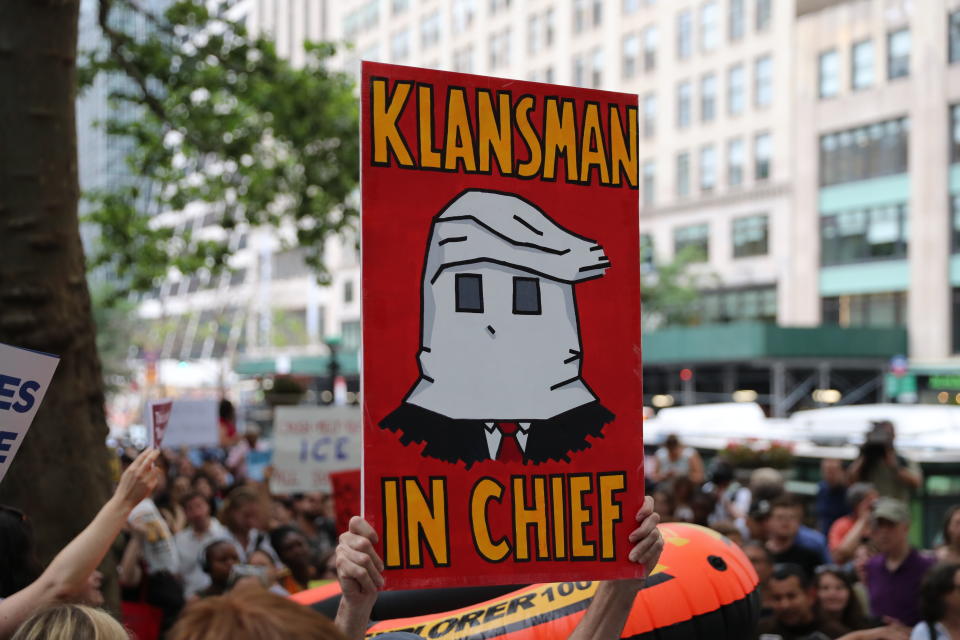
[270, 406, 361, 494]
[147, 399, 173, 449]
[161, 398, 220, 448]
[0, 342, 60, 484]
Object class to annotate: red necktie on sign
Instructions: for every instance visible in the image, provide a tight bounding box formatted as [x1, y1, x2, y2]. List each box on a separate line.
[497, 422, 524, 464]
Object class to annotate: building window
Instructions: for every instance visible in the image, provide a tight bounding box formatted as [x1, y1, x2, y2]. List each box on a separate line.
[392, 0, 409, 15]
[952, 105, 960, 163]
[755, 132, 772, 180]
[643, 25, 658, 71]
[573, 0, 587, 34]
[590, 47, 603, 88]
[727, 138, 744, 186]
[643, 93, 656, 138]
[700, 73, 717, 122]
[640, 233, 655, 269]
[488, 0, 511, 14]
[489, 28, 510, 70]
[728, 63, 745, 115]
[390, 28, 410, 62]
[820, 203, 909, 265]
[822, 292, 907, 328]
[951, 11, 960, 64]
[572, 53, 586, 86]
[624, 0, 641, 15]
[527, 14, 541, 55]
[819, 49, 839, 99]
[452, 0, 476, 34]
[623, 33, 639, 78]
[343, 0, 379, 39]
[643, 159, 656, 206]
[698, 286, 777, 324]
[851, 40, 874, 90]
[341, 320, 361, 350]
[756, 0, 771, 32]
[729, 0, 745, 41]
[676, 152, 691, 197]
[755, 54, 773, 107]
[700, 1, 719, 52]
[677, 80, 692, 128]
[420, 11, 441, 49]
[819, 117, 909, 187]
[545, 9, 555, 47]
[732, 214, 768, 257]
[952, 194, 960, 253]
[453, 46, 474, 73]
[674, 223, 709, 260]
[592, 0, 603, 27]
[677, 10, 693, 60]
[887, 28, 910, 79]
[344, 279, 354, 304]
[700, 145, 717, 192]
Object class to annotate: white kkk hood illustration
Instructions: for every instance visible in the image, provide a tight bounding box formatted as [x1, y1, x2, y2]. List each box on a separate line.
[380, 189, 615, 467]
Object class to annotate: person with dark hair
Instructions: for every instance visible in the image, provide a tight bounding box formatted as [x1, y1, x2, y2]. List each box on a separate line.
[936, 506, 960, 565]
[175, 490, 230, 598]
[816, 459, 850, 535]
[0, 506, 42, 599]
[743, 541, 775, 619]
[865, 498, 935, 627]
[754, 563, 849, 639]
[196, 539, 240, 598]
[815, 566, 908, 639]
[828, 483, 878, 564]
[847, 421, 921, 504]
[651, 433, 704, 485]
[912, 563, 960, 639]
[706, 459, 751, 537]
[766, 495, 825, 578]
[218, 397, 239, 446]
[269, 526, 316, 593]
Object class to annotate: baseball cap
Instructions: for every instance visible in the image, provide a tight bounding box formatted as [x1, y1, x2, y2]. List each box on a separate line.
[871, 497, 910, 524]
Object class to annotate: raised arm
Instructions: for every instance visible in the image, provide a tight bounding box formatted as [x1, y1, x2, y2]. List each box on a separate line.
[0, 449, 161, 639]
[568, 496, 664, 640]
[334, 516, 385, 640]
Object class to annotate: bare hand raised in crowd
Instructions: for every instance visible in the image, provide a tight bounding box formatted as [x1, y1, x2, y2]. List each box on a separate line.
[113, 448, 162, 510]
[336, 516, 385, 604]
[628, 495, 664, 580]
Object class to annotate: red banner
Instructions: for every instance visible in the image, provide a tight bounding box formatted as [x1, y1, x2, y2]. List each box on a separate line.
[148, 399, 173, 449]
[330, 469, 362, 535]
[361, 62, 642, 588]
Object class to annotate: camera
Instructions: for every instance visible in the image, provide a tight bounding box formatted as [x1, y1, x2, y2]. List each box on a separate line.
[227, 564, 269, 588]
[860, 422, 892, 461]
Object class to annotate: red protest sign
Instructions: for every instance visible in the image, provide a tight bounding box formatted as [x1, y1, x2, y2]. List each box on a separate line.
[361, 62, 642, 589]
[330, 469, 361, 536]
[148, 399, 173, 449]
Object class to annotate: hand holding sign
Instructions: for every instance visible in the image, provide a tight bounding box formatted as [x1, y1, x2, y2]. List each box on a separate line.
[628, 496, 664, 578]
[147, 400, 173, 449]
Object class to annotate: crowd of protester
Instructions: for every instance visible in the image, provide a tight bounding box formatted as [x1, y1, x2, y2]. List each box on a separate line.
[0, 400, 665, 640]
[648, 420, 960, 640]
[3, 405, 958, 640]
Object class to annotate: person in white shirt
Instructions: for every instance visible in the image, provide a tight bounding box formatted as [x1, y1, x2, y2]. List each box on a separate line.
[173, 491, 228, 598]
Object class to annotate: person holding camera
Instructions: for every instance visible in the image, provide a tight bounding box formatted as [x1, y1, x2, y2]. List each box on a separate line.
[847, 421, 921, 504]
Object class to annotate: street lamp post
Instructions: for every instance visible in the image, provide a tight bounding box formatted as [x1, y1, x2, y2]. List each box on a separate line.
[324, 335, 341, 405]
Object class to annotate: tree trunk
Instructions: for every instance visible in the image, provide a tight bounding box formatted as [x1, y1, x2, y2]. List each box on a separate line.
[0, 0, 115, 601]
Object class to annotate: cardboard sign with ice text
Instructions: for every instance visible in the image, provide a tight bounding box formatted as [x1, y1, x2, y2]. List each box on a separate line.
[147, 399, 173, 449]
[270, 406, 362, 495]
[361, 62, 643, 589]
[161, 398, 220, 448]
[0, 342, 60, 484]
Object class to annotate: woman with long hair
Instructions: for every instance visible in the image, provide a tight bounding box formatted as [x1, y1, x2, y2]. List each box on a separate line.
[816, 565, 910, 640]
[936, 507, 960, 564]
[913, 562, 960, 640]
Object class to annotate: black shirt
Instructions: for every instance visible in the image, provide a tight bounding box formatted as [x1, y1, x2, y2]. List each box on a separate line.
[770, 542, 824, 578]
[755, 616, 849, 640]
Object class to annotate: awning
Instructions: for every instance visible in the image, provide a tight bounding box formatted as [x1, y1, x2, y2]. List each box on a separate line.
[234, 351, 360, 376]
